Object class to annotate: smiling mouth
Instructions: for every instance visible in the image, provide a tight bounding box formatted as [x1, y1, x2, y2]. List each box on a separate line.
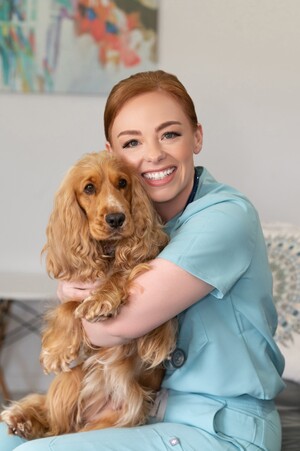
[142, 167, 176, 181]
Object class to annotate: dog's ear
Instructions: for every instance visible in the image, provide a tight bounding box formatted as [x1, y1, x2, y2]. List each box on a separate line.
[42, 168, 103, 280]
[137, 320, 177, 367]
[124, 173, 169, 264]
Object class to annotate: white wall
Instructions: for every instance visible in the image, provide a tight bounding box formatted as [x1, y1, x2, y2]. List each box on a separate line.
[159, 0, 300, 226]
[1, 0, 300, 392]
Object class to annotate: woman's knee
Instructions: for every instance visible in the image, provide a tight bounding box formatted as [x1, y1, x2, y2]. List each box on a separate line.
[0, 422, 27, 451]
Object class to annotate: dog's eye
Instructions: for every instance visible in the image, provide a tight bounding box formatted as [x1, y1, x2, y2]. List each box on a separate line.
[84, 183, 96, 195]
[118, 178, 127, 189]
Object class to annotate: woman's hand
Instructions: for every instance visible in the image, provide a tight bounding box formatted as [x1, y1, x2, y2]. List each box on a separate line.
[57, 280, 102, 303]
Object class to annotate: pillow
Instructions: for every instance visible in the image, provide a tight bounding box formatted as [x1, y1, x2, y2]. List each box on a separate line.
[263, 223, 300, 383]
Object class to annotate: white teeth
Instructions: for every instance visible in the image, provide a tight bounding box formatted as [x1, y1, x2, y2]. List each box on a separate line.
[143, 167, 175, 181]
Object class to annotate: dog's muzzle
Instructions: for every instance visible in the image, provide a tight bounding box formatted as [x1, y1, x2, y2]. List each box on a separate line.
[105, 213, 125, 229]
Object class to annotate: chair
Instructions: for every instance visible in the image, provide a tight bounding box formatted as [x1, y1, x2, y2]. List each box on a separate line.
[0, 272, 57, 400]
[263, 223, 300, 451]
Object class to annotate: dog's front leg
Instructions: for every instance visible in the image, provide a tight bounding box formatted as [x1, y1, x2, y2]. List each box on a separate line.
[74, 272, 129, 322]
[74, 264, 150, 322]
[41, 301, 84, 374]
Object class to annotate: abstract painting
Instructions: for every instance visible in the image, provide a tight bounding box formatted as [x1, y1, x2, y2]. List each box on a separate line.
[0, 0, 159, 94]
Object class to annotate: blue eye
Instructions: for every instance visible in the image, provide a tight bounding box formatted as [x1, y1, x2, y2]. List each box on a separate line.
[123, 139, 139, 149]
[162, 131, 180, 140]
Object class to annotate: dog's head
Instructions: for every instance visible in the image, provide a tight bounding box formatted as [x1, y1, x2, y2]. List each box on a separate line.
[43, 152, 168, 281]
[73, 153, 137, 242]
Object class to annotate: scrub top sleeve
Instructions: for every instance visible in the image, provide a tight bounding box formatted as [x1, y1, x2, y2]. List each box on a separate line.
[159, 200, 258, 299]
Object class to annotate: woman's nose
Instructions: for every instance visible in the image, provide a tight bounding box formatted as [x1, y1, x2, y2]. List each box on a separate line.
[144, 144, 165, 163]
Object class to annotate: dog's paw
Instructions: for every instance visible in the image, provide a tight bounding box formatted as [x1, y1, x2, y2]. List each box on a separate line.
[75, 296, 119, 322]
[1, 408, 34, 440]
[40, 345, 80, 374]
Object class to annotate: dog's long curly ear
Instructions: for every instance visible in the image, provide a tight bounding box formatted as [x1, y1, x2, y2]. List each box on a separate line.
[42, 169, 102, 281]
[126, 173, 169, 263]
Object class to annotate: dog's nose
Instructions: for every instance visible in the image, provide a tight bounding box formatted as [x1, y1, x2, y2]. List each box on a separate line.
[105, 213, 126, 229]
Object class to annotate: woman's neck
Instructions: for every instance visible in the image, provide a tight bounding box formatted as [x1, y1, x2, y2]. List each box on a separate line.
[154, 201, 183, 224]
[155, 168, 200, 223]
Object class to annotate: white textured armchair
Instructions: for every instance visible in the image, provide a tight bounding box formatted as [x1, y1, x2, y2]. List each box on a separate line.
[263, 223, 300, 451]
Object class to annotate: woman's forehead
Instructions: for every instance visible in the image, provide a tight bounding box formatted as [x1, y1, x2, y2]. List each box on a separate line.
[111, 92, 188, 131]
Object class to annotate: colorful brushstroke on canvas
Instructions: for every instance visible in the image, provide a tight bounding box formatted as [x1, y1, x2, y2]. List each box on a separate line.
[0, 0, 159, 94]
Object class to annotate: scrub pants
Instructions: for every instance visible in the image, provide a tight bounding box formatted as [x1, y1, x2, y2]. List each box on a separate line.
[0, 392, 282, 451]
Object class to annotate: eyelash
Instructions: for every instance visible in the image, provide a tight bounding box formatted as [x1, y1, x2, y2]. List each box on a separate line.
[121, 131, 181, 149]
[122, 139, 139, 149]
[162, 131, 181, 140]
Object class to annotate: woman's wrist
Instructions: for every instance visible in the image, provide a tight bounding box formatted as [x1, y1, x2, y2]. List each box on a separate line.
[56, 280, 102, 303]
[82, 318, 131, 348]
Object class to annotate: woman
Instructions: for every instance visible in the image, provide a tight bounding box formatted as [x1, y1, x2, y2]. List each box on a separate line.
[1, 70, 284, 450]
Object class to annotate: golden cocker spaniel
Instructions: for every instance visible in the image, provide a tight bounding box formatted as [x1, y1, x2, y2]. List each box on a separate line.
[1, 152, 177, 439]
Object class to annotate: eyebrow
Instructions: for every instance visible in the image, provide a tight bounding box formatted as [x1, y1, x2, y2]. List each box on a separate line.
[156, 121, 182, 132]
[117, 121, 182, 138]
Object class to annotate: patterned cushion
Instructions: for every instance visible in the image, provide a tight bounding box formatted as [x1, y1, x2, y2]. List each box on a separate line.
[263, 223, 300, 383]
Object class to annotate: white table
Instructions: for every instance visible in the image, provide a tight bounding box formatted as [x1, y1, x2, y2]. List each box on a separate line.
[0, 272, 58, 399]
[0, 272, 57, 301]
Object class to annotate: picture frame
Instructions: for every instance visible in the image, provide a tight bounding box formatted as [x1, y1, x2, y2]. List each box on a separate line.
[0, 0, 159, 95]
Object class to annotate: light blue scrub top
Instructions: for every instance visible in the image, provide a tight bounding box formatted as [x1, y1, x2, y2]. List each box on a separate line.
[160, 167, 285, 400]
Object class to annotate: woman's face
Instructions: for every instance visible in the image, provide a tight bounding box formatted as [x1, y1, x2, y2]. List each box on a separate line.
[106, 90, 203, 222]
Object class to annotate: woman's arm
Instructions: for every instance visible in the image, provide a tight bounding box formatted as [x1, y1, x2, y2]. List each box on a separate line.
[69, 258, 213, 347]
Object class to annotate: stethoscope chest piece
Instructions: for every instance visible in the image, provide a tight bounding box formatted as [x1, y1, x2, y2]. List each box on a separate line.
[163, 348, 186, 370]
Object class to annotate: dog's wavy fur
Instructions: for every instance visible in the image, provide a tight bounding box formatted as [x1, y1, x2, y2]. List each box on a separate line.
[1, 152, 177, 439]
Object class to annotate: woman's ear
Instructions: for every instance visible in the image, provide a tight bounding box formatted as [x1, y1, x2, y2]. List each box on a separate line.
[106, 141, 113, 153]
[193, 123, 203, 155]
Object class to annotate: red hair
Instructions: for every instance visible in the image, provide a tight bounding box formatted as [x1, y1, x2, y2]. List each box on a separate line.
[104, 70, 198, 141]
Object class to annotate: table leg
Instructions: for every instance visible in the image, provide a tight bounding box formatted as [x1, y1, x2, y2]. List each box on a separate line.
[0, 299, 11, 400]
[0, 366, 10, 400]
